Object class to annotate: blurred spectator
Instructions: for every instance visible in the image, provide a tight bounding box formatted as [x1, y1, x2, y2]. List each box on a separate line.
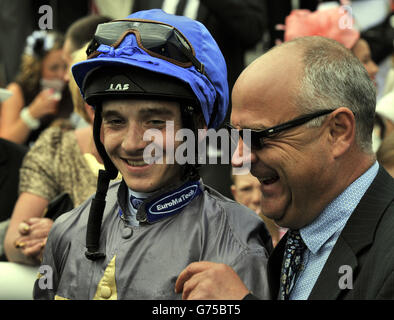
[62, 15, 111, 82]
[91, 0, 135, 19]
[0, 0, 34, 87]
[61, 14, 112, 129]
[383, 55, 394, 96]
[0, 90, 27, 262]
[352, 38, 379, 85]
[341, 0, 393, 101]
[0, 138, 27, 224]
[0, 30, 73, 146]
[382, 53, 394, 96]
[0, 0, 91, 87]
[231, 172, 262, 216]
[281, 6, 388, 152]
[271, 1, 393, 100]
[356, 0, 393, 64]
[377, 131, 394, 177]
[231, 173, 285, 248]
[1, 15, 113, 266]
[374, 91, 394, 151]
[283, 6, 379, 81]
[3, 45, 112, 265]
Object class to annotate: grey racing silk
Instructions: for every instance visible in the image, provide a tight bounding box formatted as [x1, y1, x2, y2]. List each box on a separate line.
[33, 179, 270, 300]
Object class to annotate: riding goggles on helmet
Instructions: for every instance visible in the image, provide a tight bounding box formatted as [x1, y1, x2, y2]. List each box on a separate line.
[86, 19, 212, 82]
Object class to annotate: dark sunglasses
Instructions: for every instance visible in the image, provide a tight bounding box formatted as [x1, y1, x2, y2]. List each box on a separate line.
[225, 109, 336, 150]
[86, 19, 210, 80]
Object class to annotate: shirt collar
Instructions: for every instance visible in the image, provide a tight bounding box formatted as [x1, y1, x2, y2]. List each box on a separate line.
[117, 178, 204, 224]
[300, 161, 379, 254]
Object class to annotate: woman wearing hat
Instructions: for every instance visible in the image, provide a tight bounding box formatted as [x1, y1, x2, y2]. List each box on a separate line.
[0, 30, 73, 146]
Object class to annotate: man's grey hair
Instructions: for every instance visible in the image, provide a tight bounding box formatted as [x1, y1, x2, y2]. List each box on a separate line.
[286, 36, 376, 153]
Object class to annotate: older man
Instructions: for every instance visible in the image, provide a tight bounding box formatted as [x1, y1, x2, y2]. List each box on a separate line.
[175, 36, 394, 300]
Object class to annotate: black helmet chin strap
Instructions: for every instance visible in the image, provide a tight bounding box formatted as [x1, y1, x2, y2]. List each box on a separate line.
[85, 106, 117, 261]
[179, 103, 205, 181]
[92, 106, 118, 179]
[85, 169, 110, 260]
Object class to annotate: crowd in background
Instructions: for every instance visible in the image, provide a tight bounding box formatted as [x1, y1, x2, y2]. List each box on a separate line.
[0, 0, 393, 299]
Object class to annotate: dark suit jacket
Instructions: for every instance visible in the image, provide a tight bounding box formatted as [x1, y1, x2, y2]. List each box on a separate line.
[0, 138, 27, 222]
[267, 166, 394, 299]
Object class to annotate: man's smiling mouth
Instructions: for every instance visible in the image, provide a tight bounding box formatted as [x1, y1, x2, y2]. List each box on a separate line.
[122, 158, 148, 167]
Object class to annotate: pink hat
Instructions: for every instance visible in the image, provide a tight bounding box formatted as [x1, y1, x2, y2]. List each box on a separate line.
[283, 8, 360, 49]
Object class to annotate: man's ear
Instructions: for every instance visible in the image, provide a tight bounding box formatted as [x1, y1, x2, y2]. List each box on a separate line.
[327, 107, 356, 158]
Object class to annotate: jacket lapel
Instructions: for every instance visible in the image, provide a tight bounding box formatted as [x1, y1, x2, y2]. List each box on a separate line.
[267, 233, 287, 299]
[308, 236, 357, 299]
[309, 166, 394, 299]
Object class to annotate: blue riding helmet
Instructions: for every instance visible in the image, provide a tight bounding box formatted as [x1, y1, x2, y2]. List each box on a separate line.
[72, 9, 229, 130]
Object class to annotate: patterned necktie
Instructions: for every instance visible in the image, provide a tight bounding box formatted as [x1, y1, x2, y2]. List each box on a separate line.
[279, 230, 306, 300]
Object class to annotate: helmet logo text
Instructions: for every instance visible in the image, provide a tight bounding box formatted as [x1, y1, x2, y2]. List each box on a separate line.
[107, 83, 130, 91]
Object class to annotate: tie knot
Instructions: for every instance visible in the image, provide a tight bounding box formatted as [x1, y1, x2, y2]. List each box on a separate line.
[286, 229, 306, 255]
[287, 229, 305, 245]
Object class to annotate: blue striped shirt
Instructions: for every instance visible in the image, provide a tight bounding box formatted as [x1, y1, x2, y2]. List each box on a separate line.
[289, 161, 379, 300]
